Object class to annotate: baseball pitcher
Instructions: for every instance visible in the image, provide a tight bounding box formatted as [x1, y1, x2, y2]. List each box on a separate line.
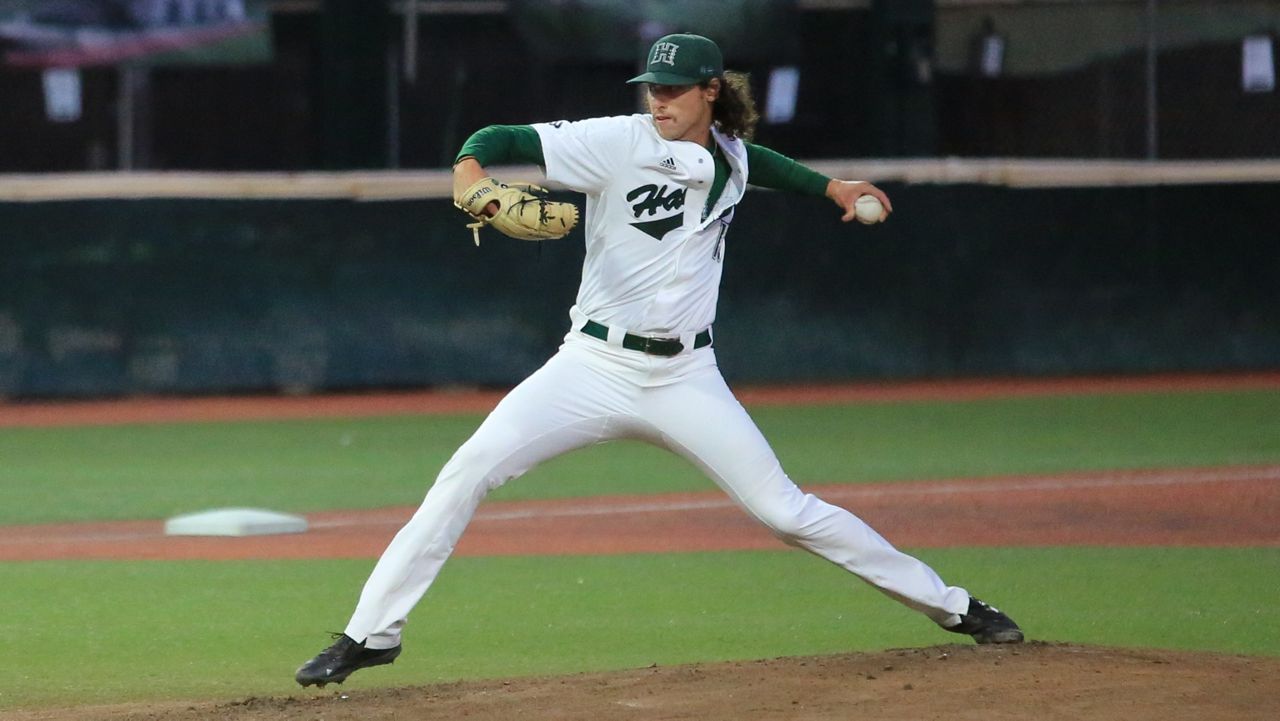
[296, 32, 1022, 688]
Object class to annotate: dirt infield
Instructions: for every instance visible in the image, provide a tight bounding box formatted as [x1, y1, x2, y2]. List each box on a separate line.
[12, 644, 1279, 721]
[4, 372, 1279, 428]
[2, 374, 1277, 563]
[2, 464, 1278, 561]
[4, 376, 1278, 720]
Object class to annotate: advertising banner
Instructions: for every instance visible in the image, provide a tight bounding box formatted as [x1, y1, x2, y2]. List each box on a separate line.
[0, 0, 270, 67]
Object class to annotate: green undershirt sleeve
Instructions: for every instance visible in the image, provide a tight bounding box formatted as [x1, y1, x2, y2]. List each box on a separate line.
[455, 125, 545, 167]
[744, 142, 830, 197]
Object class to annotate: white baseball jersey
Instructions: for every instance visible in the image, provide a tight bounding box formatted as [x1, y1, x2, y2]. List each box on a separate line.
[533, 115, 747, 335]
[338, 115, 974, 654]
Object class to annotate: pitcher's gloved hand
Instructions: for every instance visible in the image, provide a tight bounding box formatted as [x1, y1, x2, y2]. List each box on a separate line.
[454, 177, 579, 246]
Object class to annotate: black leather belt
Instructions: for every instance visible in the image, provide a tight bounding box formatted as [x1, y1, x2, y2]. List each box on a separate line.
[580, 320, 712, 357]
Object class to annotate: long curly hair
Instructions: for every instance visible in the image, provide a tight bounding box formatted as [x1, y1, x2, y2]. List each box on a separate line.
[709, 71, 759, 141]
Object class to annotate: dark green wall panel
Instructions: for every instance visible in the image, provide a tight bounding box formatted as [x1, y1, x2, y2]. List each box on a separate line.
[1, 183, 1276, 399]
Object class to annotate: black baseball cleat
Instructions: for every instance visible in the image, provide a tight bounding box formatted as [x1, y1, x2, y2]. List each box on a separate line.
[295, 634, 402, 687]
[945, 597, 1025, 645]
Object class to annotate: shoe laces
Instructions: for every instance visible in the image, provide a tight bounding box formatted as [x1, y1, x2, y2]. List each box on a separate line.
[971, 598, 1001, 616]
[319, 633, 359, 659]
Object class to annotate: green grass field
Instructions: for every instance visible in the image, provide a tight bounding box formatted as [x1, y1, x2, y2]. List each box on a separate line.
[2, 389, 1277, 525]
[1, 387, 1278, 710]
[3, 548, 1278, 708]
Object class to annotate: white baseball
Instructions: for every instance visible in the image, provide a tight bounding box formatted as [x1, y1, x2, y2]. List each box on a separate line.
[854, 195, 884, 225]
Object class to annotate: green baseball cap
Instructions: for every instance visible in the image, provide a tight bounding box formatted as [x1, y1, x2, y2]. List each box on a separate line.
[627, 33, 723, 86]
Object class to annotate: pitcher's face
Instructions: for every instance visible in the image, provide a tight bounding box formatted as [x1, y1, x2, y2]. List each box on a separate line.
[646, 79, 719, 144]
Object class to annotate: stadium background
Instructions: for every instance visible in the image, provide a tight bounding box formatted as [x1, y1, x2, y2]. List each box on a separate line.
[2, 0, 1279, 398]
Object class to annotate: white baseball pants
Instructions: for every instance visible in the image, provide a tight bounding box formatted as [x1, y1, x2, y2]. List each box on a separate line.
[345, 331, 970, 649]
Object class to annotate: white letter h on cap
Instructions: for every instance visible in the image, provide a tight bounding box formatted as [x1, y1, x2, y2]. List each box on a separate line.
[652, 42, 678, 66]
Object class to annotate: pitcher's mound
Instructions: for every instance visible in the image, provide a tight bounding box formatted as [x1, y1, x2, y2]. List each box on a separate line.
[33, 643, 1280, 721]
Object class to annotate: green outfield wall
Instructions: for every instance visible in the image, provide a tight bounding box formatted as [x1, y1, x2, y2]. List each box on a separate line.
[1, 182, 1277, 398]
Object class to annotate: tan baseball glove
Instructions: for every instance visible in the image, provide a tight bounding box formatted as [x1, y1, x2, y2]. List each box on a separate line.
[454, 177, 579, 246]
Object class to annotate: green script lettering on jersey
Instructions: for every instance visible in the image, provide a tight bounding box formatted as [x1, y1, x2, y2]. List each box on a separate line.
[626, 184, 686, 217]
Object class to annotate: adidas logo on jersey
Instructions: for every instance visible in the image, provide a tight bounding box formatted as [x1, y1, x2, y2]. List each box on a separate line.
[658, 157, 678, 172]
